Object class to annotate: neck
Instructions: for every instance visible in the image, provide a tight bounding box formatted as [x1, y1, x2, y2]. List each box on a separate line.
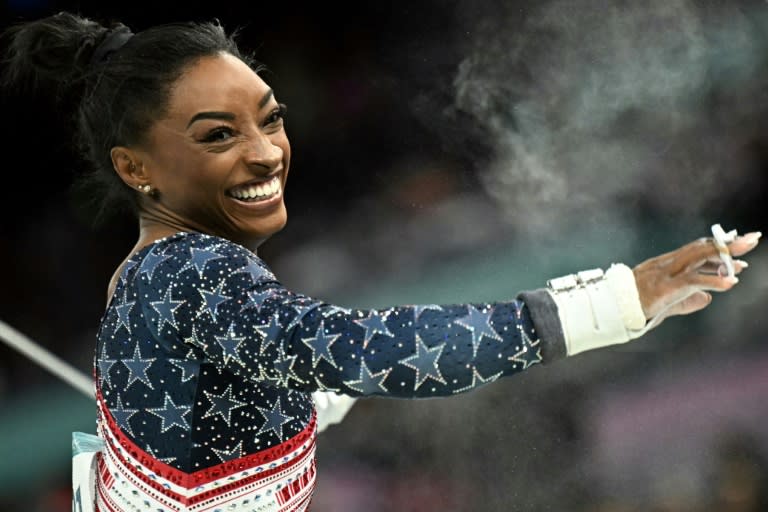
[136, 212, 265, 252]
[135, 214, 190, 251]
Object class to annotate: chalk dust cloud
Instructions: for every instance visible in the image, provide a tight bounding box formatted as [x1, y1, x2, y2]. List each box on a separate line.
[450, 0, 768, 236]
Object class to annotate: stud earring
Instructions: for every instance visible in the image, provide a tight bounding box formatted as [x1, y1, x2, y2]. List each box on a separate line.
[138, 184, 151, 193]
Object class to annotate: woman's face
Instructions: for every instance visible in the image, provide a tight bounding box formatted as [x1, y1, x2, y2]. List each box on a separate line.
[135, 52, 291, 248]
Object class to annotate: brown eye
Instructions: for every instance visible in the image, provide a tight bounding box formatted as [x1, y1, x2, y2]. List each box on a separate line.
[201, 127, 235, 143]
[265, 103, 287, 125]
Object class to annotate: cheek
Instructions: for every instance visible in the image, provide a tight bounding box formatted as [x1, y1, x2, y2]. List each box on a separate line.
[280, 137, 291, 173]
[156, 160, 217, 205]
[168, 152, 226, 186]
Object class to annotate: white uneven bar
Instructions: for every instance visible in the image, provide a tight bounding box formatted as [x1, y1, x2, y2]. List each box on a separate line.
[0, 318, 94, 398]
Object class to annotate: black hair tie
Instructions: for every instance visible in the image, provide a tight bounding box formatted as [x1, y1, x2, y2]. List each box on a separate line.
[90, 27, 134, 65]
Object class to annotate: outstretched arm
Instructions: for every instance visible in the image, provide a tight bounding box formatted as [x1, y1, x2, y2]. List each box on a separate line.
[305, 226, 761, 431]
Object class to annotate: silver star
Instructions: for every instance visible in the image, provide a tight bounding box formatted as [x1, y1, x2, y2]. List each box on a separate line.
[212, 440, 243, 463]
[122, 343, 155, 390]
[184, 324, 209, 351]
[197, 278, 231, 322]
[301, 321, 341, 368]
[139, 248, 171, 283]
[110, 395, 139, 436]
[413, 304, 443, 321]
[147, 393, 191, 433]
[150, 287, 185, 334]
[454, 305, 503, 357]
[169, 358, 198, 383]
[354, 311, 395, 349]
[181, 246, 225, 278]
[203, 384, 247, 426]
[215, 323, 246, 366]
[398, 334, 447, 391]
[452, 365, 503, 394]
[343, 360, 391, 395]
[255, 397, 293, 439]
[113, 288, 135, 335]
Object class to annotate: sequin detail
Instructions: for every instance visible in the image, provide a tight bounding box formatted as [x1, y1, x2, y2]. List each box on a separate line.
[95, 391, 316, 511]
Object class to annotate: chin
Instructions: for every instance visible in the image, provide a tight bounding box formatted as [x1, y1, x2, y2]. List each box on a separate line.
[244, 209, 288, 247]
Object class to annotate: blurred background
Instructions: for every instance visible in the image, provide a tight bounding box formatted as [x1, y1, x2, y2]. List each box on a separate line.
[1, 0, 767, 510]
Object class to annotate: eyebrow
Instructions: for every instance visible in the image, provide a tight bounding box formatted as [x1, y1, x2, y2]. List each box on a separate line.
[259, 89, 274, 109]
[186, 89, 275, 129]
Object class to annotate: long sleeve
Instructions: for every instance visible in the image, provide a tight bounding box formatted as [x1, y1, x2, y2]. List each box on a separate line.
[139, 233, 558, 399]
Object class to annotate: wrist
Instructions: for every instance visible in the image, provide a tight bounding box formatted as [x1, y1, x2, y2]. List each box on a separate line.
[546, 264, 647, 356]
[605, 263, 646, 330]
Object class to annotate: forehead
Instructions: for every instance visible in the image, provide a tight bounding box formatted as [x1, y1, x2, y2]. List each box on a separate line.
[167, 53, 270, 116]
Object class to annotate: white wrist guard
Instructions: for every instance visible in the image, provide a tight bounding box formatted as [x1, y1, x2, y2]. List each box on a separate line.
[546, 263, 648, 356]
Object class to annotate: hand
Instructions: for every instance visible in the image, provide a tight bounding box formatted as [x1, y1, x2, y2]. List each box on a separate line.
[633, 230, 761, 324]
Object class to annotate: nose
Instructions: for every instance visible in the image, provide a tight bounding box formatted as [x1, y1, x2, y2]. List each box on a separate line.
[244, 131, 283, 171]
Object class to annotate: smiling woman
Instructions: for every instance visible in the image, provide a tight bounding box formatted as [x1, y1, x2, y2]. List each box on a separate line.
[110, 54, 291, 253]
[0, 10, 761, 512]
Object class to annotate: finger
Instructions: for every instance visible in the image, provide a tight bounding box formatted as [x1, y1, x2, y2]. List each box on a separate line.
[728, 232, 762, 257]
[669, 237, 722, 275]
[665, 290, 712, 317]
[696, 259, 748, 276]
[669, 230, 761, 274]
[686, 272, 739, 292]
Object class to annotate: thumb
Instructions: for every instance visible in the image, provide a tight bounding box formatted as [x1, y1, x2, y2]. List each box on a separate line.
[666, 290, 713, 317]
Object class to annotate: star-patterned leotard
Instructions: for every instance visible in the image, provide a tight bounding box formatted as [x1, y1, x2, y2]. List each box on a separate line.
[93, 231, 557, 511]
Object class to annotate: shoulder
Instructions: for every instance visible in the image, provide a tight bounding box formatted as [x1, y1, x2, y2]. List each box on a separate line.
[153, 232, 250, 256]
[139, 232, 253, 266]
[136, 232, 276, 286]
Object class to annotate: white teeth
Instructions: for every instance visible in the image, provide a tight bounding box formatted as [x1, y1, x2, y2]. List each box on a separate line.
[230, 176, 280, 201]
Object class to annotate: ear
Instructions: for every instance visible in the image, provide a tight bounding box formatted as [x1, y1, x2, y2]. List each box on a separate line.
[110, 146, 150, 190]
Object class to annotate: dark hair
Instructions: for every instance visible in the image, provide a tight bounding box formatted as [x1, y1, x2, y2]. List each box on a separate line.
[1, 12, 261, 225]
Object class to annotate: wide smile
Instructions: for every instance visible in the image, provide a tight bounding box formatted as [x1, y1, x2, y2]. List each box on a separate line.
[226, 175, 283, 209]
